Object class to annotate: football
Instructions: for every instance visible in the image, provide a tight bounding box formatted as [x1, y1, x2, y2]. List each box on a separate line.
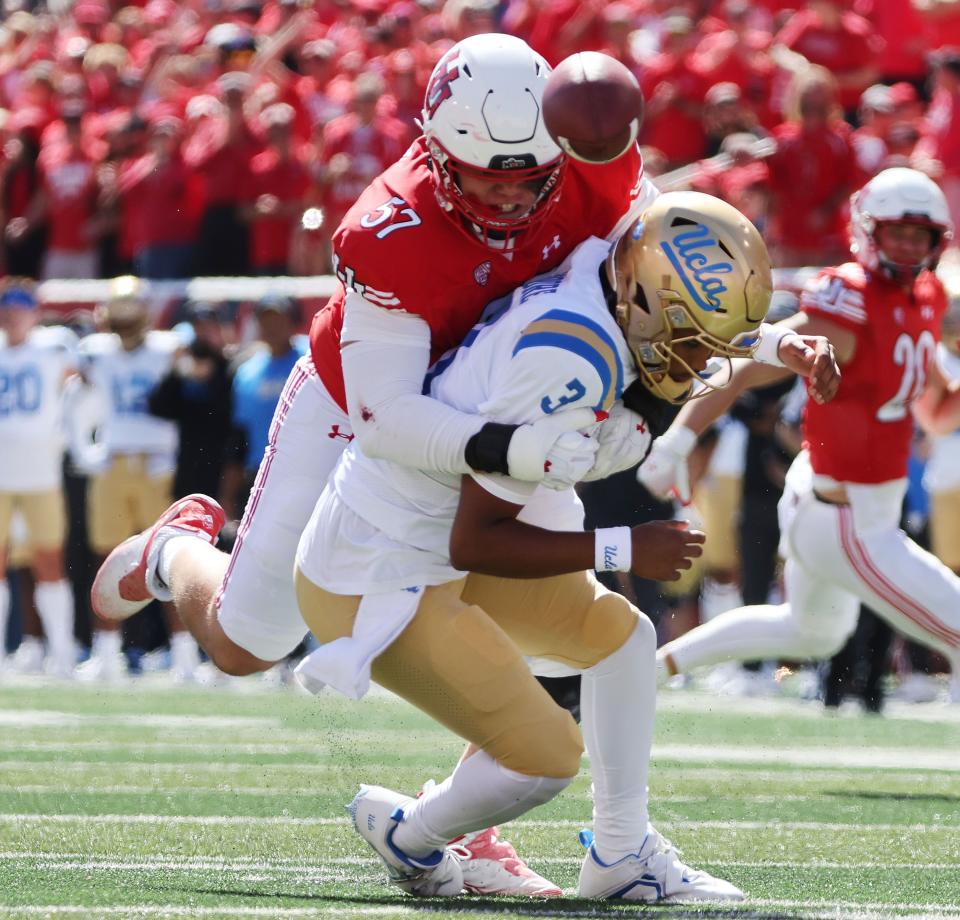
[542, 52, 644, 164]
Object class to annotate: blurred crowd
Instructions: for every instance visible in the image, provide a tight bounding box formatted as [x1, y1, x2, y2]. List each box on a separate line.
[2, 0, 960, 280]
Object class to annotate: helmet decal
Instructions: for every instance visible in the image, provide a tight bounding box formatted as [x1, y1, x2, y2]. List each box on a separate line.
[660, 219, 734, 313]
[424, 52, 461, 121]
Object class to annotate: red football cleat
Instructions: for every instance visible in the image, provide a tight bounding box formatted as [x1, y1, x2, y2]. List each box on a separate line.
[91, 494, 225, 621]
[451, 826, 562, 897]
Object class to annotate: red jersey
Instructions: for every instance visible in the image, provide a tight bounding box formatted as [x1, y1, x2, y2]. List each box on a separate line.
[774, 10, 882, 111]
[767, 120, 857, 251]
[310, 137, 648, 411]
[801, 262, 947, 484]
[318, 113, 413, 228]
[247, 148, 310, 269]
[38, 143, 97, 251]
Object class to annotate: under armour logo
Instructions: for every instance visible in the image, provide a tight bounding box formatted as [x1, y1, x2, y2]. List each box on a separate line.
[636, 420, 646, 434]
[922, 305, 935, 320]
[328, 425, 355, 442]
[542, 234, 561, 260]
[894, 307, 905, 325]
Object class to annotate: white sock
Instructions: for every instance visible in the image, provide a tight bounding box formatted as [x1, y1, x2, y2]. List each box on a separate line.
[35, 580, 75, 666]
[664, 603, 803, 674]
[93, 629, 123, 659]
[392, 750, 569, 857]
[147, 535, 198, 601]
[0, 581, 9, 659]
[170, 630, 200, 675]
[581, 617, 657, 863]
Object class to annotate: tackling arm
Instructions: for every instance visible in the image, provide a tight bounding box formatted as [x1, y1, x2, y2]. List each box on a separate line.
[340, 307, 483, 475]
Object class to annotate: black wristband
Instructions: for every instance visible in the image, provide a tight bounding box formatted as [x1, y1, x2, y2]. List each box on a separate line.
[464, 422, 519, 474]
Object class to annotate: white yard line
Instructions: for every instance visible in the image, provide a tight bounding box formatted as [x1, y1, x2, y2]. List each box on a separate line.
[3, 852, 958, 872]
[0, 711, 279, 730]
[0, 784, 820, 803]
[2, 813, 956, 832]
[1, 739, 957, 772]
[0, 759, 948, 786]
[0, 900, 958, 919]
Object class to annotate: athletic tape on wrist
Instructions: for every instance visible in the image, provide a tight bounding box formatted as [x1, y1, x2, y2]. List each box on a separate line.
[753, 323, 800, 368]
[594, 526, 632, 573]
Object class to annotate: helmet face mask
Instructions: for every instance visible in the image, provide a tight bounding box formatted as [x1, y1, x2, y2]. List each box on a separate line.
[850, 167, 954, 284]
[420, 34, 565, 246]
[608, 191, 772, 404]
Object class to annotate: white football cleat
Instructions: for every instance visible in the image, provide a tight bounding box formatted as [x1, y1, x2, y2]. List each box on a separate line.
[578, 828, 744, 902]
[348, 784, 463, 897]
[8, 637, 45, 675]
[75, 651, 129, 683]
[891, 672, 942, 704]
[90, 494, 225, 621]
[451, 826, 561, 897]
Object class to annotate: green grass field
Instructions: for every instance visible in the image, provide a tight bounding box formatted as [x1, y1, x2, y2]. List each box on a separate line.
[1, 678, 959, 919]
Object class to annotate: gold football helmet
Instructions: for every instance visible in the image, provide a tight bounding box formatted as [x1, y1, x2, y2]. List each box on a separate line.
[607, 191, 773, 403]
[97, 275, 149, 344]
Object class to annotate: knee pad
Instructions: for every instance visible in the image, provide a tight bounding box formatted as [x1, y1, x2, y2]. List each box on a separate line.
[495, 703, 583, 780]
[577, 591, 643, 669]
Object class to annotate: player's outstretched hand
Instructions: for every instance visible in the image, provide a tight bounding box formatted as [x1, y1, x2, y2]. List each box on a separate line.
[630, 520, 704, 581]
[636, 425, 695, 503]
[779, 334, 841, 404]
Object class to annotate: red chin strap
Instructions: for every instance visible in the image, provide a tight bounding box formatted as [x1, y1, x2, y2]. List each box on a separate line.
[427, 138, 566, 245]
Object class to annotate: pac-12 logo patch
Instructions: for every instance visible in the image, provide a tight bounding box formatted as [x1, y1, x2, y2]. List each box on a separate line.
[474, 261, 492, 285]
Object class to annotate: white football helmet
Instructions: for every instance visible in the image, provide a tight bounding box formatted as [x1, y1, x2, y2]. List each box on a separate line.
[420, 33, 565, 243]
[607, 191, 772, 404]
[849, 167, 953, 283]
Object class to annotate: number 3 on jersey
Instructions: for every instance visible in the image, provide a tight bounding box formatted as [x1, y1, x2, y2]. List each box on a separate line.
[541, 378, 586, 414]
[359, 196, 422, 240]
[876, 331, 936, 422]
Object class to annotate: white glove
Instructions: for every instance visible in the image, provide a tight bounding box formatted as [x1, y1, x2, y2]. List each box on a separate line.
[69, 441, 109, 477]
[581, 403, 653, 481]
[541, 429, 600, 490]
[506, 407, 598, 482]
[637, 425, 698, 503]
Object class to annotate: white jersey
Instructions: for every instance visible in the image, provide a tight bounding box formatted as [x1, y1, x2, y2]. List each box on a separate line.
[924, 343, 960, 494]
[0, 326, 77, 492]
[79, 331, 179, 463]
[297, 237, 637, 594]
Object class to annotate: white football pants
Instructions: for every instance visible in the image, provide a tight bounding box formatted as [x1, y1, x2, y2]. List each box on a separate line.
[663, 464, 960, 674]
[217, 356, 354, 661]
